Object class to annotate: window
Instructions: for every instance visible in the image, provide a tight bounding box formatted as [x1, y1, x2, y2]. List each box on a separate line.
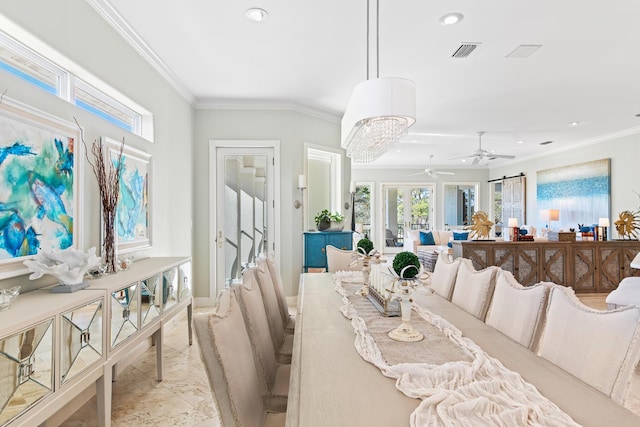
[0, 30, 149, 138]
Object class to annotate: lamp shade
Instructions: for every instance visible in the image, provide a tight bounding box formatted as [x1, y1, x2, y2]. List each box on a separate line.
[341, 78, 416, 163]
[540, 209, 550, 221]
[508, 218, 518, 227]
[598, 217, 610, 227]
[549, 209, 559, 221]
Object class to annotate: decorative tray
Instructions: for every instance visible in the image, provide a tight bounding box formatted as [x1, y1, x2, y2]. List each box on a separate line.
[366, 285, 400, 317]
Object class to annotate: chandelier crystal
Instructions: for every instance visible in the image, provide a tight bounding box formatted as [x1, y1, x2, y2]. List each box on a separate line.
[344, 116, 410, 163]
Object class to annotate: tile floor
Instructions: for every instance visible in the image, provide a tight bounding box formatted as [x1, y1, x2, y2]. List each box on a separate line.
[60, 294, 640, 426]
[60, 309, 222, 427]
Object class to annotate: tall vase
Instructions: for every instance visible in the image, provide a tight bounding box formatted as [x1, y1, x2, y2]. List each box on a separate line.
[388, 279, 424, 342]
[102, 208, 117, 273]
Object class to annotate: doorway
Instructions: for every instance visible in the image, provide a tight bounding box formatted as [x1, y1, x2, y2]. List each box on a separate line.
[210, 142, 279, 299]
[380, 184, 434, 253]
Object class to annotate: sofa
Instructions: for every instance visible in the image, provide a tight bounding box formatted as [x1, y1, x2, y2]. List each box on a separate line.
[404, 229, 470, 254]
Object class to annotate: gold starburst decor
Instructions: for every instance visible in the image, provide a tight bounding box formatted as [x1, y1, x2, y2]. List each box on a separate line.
[465, 211, 494, 239]
[614, 210, 640, 240]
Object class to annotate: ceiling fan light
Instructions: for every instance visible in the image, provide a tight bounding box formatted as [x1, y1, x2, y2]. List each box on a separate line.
[341, 78, 416, 163]
[245, 8, 268, 22]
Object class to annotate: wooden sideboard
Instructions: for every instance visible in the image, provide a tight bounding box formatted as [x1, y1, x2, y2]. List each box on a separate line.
[452, 241, 640, 293]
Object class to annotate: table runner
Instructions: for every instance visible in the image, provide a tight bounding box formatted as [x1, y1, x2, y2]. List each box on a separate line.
[335, 278, 581, 427]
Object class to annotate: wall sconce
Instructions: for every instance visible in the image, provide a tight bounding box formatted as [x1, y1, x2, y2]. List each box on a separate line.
[294, 174, 306, 209]
[598, 217, 609, 241]
[508, 218, 518, 241]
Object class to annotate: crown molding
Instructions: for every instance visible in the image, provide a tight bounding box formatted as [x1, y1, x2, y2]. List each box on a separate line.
[86, 0, 195, 105]
[195, 99, 341, 123]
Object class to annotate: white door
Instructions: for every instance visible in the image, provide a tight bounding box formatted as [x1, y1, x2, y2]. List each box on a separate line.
[210, 143, 277, 299]
[381, 184, 434, 253]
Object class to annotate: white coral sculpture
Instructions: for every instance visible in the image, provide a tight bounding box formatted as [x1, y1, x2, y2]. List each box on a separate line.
[23, 247, 101, 285]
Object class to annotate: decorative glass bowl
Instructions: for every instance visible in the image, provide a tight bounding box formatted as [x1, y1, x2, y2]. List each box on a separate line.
[0, 286, 21, 311]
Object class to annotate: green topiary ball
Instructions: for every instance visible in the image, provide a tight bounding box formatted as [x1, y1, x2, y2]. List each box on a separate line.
[392, 251, 420, 278]
[356, 238, 374, 255]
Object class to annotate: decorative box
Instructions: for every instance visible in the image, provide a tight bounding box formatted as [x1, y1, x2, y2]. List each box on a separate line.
[548, 231, 576, 242]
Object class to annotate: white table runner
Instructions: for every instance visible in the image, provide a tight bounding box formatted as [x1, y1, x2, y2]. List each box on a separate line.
[335, 279, 581, 427]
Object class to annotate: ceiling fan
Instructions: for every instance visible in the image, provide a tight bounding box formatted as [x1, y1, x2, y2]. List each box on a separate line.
[452, 131, 516, 165]
[410, 154, 455, 177]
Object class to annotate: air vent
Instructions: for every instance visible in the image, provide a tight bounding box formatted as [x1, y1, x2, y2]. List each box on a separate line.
[452, 43, 480, 58]
[540, 140, 553, 145]
[506, 45, 542, 58]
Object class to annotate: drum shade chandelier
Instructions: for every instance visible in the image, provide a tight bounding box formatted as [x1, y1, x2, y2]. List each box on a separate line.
[341, 0, 416, 163]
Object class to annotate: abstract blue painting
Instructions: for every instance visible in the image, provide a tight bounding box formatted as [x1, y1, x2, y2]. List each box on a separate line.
[537, 159, 610, 231]
[0, 99, 79, 277]
[105, 138, 151, 253]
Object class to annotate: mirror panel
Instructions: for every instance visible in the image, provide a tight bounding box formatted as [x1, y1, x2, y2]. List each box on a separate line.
[0, 319, 53, 425]
[443, 183, 479, 227]
[141, 275, 161, 327]
[61, 299, 103, 384]
[162, 268, 179, 312]
[178, 262, 192, 301]
[110, 284, 139, 348]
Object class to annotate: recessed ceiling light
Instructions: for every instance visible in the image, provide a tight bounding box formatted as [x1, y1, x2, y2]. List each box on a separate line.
[517, 140, 524, 144]
[245, 8, 268, 22]
[569, 121, 580, 126]
[439, 13, 464, 25]
[461, 159, 467, 163]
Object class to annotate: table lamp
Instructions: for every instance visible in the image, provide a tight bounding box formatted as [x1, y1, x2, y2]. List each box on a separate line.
[549, 209, 559, 230]
[508, 218, 518, 241]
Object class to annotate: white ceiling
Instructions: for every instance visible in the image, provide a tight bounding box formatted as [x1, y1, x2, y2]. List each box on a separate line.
[95, 0, 640, 171]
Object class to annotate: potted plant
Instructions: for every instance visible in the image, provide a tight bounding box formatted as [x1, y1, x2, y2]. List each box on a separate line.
[314, 209, 345, 231]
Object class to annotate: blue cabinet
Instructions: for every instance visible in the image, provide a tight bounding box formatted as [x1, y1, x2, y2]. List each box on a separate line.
[304, 231, 353, 272]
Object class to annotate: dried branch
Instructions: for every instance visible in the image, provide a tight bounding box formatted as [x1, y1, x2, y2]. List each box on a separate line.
[74, 117, 125, 272]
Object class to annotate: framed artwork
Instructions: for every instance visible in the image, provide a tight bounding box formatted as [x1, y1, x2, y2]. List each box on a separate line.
[0, 98, 81, 279]
[104, 137, 152, 253]
[537, 159, 610, 230]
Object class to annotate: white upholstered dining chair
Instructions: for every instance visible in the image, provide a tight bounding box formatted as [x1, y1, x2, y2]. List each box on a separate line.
[252, 259, 293, 363]
[193, 290, 286, 427]
[235, 268, 290, 408]
[326, 245, 361, 272]
[266, 252, 296, 331]
[450, 258, 498, 320]
[485, 270, 552, 349]
[429, 252, 461, 300]
[537, 285, 640, 404]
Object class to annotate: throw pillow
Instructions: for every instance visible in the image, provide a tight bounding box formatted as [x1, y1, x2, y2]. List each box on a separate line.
[429, 253, 461, 300]
[419, 230, 436, 245]
[453, 231, 469, 241]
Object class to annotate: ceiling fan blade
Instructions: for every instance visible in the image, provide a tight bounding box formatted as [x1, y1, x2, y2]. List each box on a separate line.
[437, 171, 455, 175]
[489, 154, 516, 159]
[408, 171, 426, 176]
[449, 155, 472, 160]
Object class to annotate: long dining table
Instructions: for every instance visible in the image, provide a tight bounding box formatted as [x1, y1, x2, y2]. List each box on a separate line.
[285, 272, 640, 427]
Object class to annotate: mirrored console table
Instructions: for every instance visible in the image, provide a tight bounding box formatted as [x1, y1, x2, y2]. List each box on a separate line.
[0, 256, 192, 427]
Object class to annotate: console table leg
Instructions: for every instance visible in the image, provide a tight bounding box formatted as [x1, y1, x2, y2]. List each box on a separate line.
[187, 303, 193, 345]
[97, 367, 112, 427]
[155, 328, 163, 381]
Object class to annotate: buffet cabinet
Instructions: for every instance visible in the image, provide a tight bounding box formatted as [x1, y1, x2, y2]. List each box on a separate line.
[303, 231, 353, 272]
[452, 241, 640, 293]
[0, 257, 192, 427]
